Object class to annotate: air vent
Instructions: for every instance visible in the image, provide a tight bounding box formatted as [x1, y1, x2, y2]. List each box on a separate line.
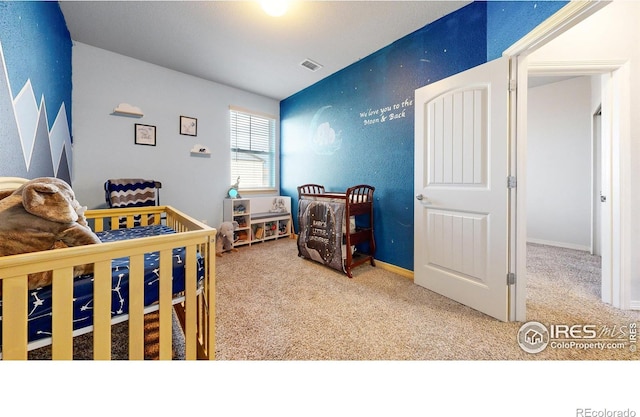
[300, 58, 323, 72]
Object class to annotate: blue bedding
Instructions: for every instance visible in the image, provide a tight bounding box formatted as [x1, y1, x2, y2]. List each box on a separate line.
[0, 224, 204, 347]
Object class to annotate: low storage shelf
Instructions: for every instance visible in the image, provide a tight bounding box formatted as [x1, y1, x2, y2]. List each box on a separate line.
[223, 196, 291, 246]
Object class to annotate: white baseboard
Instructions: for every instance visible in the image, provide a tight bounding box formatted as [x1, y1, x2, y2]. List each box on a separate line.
[630, 300, 640, 311]
[527, 238, 591, 252]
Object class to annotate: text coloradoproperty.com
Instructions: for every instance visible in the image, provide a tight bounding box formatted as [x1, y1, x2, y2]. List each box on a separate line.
[551, 341, 628, 350]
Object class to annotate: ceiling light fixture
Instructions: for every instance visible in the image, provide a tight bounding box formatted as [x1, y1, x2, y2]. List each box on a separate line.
[261, 0, 289, 17]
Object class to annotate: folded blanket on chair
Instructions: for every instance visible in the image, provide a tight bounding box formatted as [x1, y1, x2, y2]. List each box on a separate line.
[105, 179, 158, 228]
[105, 179, 157, 208]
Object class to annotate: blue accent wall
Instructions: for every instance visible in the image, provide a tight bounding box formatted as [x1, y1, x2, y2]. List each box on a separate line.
[486, 1, 567, 60]
[0, 1, 72, 181]
[281, 1, 565, 271]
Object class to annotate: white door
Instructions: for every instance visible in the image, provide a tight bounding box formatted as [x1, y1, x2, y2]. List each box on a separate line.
[414, 57, 512, 322]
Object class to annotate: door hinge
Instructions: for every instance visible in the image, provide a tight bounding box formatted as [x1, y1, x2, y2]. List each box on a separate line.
[509, 79, 517, 92]
[507, 272, 516, 285]
[507, 176, 517, 189]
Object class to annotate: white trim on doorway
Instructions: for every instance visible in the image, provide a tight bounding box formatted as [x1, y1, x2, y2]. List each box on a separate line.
[502, 0, 635, 321]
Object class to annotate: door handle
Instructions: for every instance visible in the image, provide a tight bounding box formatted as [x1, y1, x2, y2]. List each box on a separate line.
[416, 194, 432, 205]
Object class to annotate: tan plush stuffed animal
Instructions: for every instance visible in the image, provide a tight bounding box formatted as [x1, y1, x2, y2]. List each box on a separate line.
[0, 177, 101, 291]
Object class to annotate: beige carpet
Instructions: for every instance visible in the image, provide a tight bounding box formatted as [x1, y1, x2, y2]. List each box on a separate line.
[215, 238, 639, 360]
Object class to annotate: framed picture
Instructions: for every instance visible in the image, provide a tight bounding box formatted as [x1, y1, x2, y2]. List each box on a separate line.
[134, 123, 156, 146]
[180, 115, 197, 136]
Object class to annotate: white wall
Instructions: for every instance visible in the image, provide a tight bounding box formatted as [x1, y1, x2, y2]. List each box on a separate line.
[526, 76, 592, 250]
[528, 0, 640, 305]
[70, 42, 279, 227]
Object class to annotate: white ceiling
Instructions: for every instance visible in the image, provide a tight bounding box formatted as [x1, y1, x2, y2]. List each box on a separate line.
[59, 1, 471, 100]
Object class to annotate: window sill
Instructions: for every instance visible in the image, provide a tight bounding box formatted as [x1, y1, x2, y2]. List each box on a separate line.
[238, 188, 279, 196]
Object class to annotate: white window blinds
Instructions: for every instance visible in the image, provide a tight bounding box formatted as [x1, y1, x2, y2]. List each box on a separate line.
[230, 108, 276, 189]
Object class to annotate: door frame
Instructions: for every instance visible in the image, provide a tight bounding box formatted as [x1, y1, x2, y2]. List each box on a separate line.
[504, 0, 631, 320]
[592, 104, 602, 257]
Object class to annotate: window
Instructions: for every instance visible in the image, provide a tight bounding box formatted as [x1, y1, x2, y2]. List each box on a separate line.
[229, 107, 276, 190]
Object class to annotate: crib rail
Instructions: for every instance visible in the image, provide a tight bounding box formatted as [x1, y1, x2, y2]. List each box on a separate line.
[0, 206, 215, 360]
[88, 205, 164, 231]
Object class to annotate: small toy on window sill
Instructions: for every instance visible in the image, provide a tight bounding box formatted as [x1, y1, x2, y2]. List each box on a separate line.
[227, 176, 241, 198]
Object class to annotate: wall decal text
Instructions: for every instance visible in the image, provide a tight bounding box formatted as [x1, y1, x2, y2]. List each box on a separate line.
[359, 98, 413, 126]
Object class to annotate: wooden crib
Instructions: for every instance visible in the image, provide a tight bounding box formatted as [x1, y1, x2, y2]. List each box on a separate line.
[0, 180, 215, 360]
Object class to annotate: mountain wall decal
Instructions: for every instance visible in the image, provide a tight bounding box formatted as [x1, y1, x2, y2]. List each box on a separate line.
[0, 41, 28, 178]
[0, 41, 72, 183]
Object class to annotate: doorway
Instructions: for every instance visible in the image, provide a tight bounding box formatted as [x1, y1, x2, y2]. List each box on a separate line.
[511, 64, 631, 319]
[412, 0, 635, 321]
[525, 74, 605, 306]
[526, 75, 595, 252]
[506, 0, 636, 319]
[516, 62, 628, 318]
